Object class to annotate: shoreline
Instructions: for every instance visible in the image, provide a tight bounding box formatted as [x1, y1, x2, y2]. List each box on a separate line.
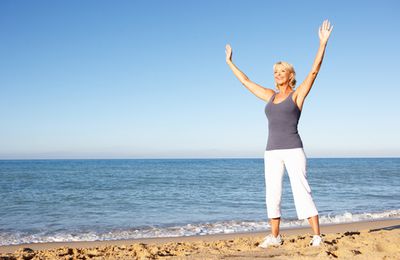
[1, 218, 399, 254]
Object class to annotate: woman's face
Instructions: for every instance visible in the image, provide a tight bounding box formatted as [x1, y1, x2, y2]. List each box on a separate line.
[274, 66, 292, 86]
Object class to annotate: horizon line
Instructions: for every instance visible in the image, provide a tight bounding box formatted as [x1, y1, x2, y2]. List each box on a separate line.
[0, 156, 399, 160]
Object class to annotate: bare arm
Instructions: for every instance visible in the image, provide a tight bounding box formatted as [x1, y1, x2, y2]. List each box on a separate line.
[225, 44, 274, 102]
[296, 20, 333, 100]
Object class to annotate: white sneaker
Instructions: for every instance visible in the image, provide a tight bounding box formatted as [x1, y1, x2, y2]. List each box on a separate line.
[309, 235, 323, 246]
[258, 234, 282, 248]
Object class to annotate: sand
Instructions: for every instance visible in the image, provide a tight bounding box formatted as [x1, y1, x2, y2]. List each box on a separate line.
[0, 218, 399, 259]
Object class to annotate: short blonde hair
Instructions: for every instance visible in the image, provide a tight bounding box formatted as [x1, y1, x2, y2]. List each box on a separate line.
[273, 61, 297, 90]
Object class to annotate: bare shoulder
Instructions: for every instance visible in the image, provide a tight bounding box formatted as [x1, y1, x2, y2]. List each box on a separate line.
[264, 88, 276, 102]
[242, 79, 276, 102]
[292, 88, 306, 111]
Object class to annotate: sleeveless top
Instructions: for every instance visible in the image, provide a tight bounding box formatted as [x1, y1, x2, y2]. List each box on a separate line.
[265, 91, 303, 151]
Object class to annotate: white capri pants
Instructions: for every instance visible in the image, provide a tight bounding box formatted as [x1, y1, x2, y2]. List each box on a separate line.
[264, 147, 318, 220]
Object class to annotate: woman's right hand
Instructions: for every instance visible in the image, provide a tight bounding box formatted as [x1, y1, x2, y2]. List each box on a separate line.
[225, 44, 232, 63]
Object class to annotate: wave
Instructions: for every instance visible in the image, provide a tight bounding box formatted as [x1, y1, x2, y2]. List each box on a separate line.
[1, 209, 399, 246]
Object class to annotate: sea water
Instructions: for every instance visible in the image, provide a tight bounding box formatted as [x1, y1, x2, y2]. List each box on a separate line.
[0, 158, 399, 246]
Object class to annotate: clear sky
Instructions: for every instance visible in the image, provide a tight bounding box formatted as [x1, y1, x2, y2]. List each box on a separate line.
[1, 0, 399, 159]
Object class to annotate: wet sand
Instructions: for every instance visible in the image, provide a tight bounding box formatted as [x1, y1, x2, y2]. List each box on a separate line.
[1, 218, 399, 259]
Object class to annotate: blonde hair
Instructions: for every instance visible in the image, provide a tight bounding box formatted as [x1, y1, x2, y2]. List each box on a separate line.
[273, 61, 297, 90]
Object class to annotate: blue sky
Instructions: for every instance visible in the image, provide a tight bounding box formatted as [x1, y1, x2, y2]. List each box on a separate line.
[1, 0, 399, 159]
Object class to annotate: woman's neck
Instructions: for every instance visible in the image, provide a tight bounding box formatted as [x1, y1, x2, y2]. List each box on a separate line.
[278, 85, 292, 94]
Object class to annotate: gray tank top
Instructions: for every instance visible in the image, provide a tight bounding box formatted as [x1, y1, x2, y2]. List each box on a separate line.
[265, 91, 303, 151]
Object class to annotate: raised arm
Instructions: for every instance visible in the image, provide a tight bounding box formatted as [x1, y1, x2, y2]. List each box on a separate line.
[225, 44, 275, 102]
[296, 19, 333, 101]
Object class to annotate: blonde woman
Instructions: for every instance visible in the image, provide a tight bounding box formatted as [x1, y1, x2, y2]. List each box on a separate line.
[225, 20, 333, 247]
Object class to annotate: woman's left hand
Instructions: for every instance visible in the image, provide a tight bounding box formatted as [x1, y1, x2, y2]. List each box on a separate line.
[318, 19, 333, 44]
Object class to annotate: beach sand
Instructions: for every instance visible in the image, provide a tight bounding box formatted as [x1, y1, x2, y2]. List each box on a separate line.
[0, 218, 399, 259]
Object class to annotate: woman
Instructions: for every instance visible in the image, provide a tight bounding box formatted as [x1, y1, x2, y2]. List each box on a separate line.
[225, 19, 333, 247]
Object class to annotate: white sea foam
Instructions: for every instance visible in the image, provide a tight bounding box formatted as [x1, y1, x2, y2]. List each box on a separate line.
[1, 209, 399, 246]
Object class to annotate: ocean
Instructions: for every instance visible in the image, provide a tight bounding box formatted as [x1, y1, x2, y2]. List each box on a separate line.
[0, 158, 399, 246]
